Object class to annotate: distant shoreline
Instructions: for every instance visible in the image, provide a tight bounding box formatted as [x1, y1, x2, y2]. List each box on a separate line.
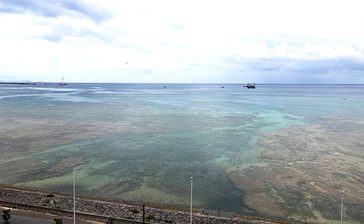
[0, 82, 36, 85]
[1, 82, 364, 85]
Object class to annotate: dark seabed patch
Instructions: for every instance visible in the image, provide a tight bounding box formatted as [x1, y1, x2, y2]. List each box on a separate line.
[228, 119, 364, 223]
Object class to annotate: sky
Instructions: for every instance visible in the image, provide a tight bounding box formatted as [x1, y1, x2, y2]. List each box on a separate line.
[0, 0, 364, 83]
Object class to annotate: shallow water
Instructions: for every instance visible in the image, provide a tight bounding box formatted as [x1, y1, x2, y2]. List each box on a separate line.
[0, 83, 363, 213]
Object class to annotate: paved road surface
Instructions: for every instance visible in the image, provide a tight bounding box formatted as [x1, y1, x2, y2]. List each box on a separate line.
[1, 207, 102, 224]
[11, 214, 53, 224]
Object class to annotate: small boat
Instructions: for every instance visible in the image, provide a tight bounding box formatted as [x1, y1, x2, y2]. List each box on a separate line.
[243, 83, 255, 89]
[59, 77, 68, 86]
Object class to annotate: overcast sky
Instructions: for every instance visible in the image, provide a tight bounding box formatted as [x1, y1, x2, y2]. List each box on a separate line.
[0, 0, 364, 83]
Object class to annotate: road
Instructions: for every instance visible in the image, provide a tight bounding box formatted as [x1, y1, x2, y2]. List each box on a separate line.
[1, 207, 103, 224]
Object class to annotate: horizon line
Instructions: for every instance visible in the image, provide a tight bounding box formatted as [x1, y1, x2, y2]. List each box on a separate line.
[1, 81, 364, 85]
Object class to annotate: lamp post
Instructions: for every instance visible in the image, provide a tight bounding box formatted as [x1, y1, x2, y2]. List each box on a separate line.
[190, 176, 193, 224]
[340, 190, 344, 224]
[73, 164, 76, 224]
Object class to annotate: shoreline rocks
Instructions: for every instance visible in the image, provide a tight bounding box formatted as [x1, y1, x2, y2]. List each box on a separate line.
[0, 186, 282, 224]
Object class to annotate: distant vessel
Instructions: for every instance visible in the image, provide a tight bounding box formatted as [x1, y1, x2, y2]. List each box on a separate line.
[59, 77, 68, 86]
[243, 83, 255, 89]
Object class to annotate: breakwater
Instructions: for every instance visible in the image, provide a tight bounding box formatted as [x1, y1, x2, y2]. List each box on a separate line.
[0, 186, 285, 224]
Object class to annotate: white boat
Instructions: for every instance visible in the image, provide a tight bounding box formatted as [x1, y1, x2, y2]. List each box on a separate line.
[59, 77, 68, 86]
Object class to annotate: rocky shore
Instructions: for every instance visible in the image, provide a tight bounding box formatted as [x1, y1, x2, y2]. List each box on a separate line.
[0, 186, 283, 224]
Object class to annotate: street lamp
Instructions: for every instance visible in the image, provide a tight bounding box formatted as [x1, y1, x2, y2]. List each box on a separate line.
[73, 164, 76, 224]
[190, 176, 193, 224]
[340, 190, 344, 224]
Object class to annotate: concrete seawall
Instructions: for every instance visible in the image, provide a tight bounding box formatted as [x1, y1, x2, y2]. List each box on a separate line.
[0, 186, 286, 224]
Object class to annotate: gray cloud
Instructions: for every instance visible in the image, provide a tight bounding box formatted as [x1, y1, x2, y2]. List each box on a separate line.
[42, 34, 63, 42]
[242, 59, 284, 72]
[288, 59, 364, 76]
[228, 56, 364, 76]
[223, 56, 364, 83]
[0, 0, 111, 22]
[39, 21, 117, 43]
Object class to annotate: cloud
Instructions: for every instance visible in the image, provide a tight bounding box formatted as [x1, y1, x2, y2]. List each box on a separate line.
[228, 56, 364, 75]
[39, 22, 115, 43]
[42, 34, 62, 42]
[167, 23, 187, 31]
[0, 0, 110, 22]
[1, 0, 364, 83]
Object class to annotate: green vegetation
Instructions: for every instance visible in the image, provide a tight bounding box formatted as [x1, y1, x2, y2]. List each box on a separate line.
[53, 218, 63, 224]
[1, 209, 11, 224]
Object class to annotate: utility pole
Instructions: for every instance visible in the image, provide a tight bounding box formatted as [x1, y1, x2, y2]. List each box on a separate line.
[73, 165, 76, 224]
[340, 190, 344, 224]
[190, 176, 193, 224]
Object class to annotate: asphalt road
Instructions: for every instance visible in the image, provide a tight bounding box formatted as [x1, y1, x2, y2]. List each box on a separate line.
[1, 207, 102, 224]
[11, 214, 53, 224]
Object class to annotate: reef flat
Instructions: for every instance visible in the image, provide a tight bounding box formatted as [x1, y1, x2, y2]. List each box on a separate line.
[1, 83, 364, 219]
[0, 117, 131, 184]
[229, 119, 364, 223]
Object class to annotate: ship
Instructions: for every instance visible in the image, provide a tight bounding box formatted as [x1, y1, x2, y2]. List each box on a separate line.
[243, 83, 255, 89]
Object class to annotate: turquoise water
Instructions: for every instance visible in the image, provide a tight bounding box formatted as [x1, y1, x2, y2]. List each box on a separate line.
[0, 83, 364, 213]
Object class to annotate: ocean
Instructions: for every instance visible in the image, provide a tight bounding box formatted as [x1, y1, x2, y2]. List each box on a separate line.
[0, 83, 364, 217]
